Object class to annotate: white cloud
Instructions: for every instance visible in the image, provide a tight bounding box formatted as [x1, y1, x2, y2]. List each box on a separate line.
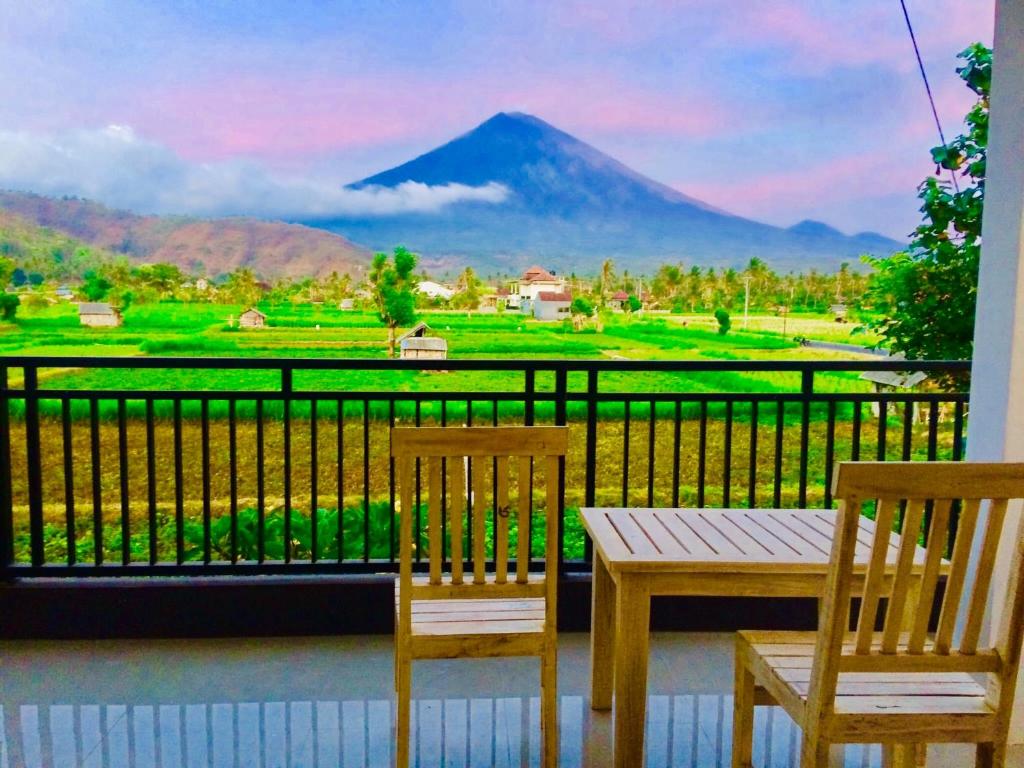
[0, 125, 509, 218]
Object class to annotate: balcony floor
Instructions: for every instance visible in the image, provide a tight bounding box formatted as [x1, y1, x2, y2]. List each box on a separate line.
[1, 632, 1017, 768]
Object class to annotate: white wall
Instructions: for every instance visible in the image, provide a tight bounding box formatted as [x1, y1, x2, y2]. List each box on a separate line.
[965, 0, 1024, 742]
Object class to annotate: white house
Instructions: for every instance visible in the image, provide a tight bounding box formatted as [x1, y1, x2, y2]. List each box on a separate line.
[532, 291, 572, 322]
[78, 302, 121, 327]
[417, 281, 454, 301]
[509, 266, 565, 312]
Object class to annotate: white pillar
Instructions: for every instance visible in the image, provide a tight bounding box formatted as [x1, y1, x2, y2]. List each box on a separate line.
[965, 0, 1024, 742]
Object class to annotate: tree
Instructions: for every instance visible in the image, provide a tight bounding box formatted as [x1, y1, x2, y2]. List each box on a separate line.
[0, 293, 19, 321]
[714, 308, 731, 335]
[82, 269, 112, 301]
[0, 256, 14, 287]
[598, 259, 615, 307]
[862, 43, 990, 369]
[451, 266, 482, 310]
[369, 246, 419, 357]
[223, 267, 263, 307]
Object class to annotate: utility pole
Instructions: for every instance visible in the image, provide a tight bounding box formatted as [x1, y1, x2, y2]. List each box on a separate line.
[743, 276, 751, 329]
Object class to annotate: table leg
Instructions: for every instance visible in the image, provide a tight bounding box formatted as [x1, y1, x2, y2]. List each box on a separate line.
[591, 551, 616, 710]
[613, 573, 650, 768]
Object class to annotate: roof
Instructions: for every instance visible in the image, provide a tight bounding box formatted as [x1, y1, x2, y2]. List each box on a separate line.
[521, 266, 558, 283]
[536, 291, 572, 302]
[496, 287, 510, 297]
[78, 302, 117, 315]
[401, 337, 447, 350]
[397, 321, 431, 342]
[240, 307, 266, 318]
[859, 370, 928, 388]
[612, 291, 629, 300]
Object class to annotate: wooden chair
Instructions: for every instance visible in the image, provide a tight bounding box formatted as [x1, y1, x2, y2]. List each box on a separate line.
[733, 461, 1024, 768]
[391, 426, 567, 768]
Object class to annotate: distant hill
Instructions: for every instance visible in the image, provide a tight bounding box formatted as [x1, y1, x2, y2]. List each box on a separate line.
[0, 208, 119, 280]
[0, 191, 372, 279]
[306, 112, 903, 274]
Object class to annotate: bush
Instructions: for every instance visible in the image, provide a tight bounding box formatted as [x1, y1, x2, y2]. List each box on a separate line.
[0, 293, 19, 321]
[714, 308, 731, 335]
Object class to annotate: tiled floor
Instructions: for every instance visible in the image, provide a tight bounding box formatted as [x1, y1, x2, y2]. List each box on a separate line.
[0, 632, 1018, 767]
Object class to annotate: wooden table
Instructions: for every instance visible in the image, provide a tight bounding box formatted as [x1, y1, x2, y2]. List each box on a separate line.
[581, 507, 931, 768]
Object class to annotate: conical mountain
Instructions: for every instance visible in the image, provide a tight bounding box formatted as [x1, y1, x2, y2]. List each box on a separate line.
[306, 112, 902, 273]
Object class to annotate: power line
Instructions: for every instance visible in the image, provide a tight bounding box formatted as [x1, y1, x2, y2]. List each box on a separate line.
[899, 0, 960, 193]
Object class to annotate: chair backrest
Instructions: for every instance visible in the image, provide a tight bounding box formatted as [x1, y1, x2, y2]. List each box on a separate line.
[391, 426, 568, 625]
[806, 461, 1024, 719]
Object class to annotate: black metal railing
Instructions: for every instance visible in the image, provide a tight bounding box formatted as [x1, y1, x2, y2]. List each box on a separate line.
[0, 357, 970, 579]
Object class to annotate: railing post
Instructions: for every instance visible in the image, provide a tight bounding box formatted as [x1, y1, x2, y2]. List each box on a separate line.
[281, 366, 293, 563]
[524, 368, 535, 426]
[798, 369, 813, 508]
[0, 366, 13, 577]
[24, 365, 44, 567]
[583, 369, 597, 563]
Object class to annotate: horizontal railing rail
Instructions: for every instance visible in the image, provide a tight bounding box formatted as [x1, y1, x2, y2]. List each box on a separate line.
[0, 357, 971, 579]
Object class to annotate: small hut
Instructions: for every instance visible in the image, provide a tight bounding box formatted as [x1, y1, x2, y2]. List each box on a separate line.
[238, 307, 267, 329]
[532, 291, 572, 322]
[831, 303, 849, 323]
[78, 302, 122, 327]
[609, 290, 629, 311]
[398, 321, 447, 360]
[860, 364, 928, 421]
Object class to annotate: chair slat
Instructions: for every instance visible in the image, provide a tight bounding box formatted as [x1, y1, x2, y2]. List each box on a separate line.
[450, 456, 465, 585]
[881, 499, 926, 653]
[934, 499, 980, 654]
[517, 456, 531, 584]
[960, 498, 1009, 654]
[854, 498, 897, 654]
[908, 498, 953, 653]
[495, 456, 510, 584]
[428, 455, 443, 585]
[472, 457, 488, 585]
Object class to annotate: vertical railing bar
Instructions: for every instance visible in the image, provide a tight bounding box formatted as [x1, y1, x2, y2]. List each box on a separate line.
[466, 399, 473, 567]
[672, 400, 682, 508]
[923, 401, 939, 544]
[311, 398, 319, 563]
[172, 398, 183, 566]
[441, 399, 449, 566]
[798, 370, 813, 508]
[118, 398, 131, 566]
[24, 366, 44, 567]
[647, 399, 656, 507]
[414, 399, 421, 564]
[952, 400, 965, 461]
[823, 401, 836, 509]
[773, 402, 784, 508]
[256, 399, 266, 564]
[524, 370, 535, 426]
[723, 400, 733, 508]
[901, 401, 914, 461]
[0, 366, 12, 575]
[851, 401, 862, 461]
[228, 399, 238, 565]
[876, 396, 889, 461]
[697, 401, 708, 508]
[91, 396, 104, 566]
[282, 368, 293, 565]
[554, 368, 567, 572]
[336, 398, 344, 564]
[388, 399, 396, 564]
[362, 398, 370, 562]
[584, 370, 598, 562]
[492, 397, 500, 565]
[62, 397, 76, 567]
[621, 400, 631, 506]
[201, 398, 211, 565]
[145, 399, 157, 566]
[747, 400, 758, 509]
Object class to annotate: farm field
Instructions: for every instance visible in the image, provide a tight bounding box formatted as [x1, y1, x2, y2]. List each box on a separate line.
[2, 301, 960, 568]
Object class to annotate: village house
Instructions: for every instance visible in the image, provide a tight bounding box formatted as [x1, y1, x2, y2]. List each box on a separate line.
[78, 302, 121, 327]
[398, 321, 447, 360]
[417, 281, 454, 302]
[532, 291, 572, 322]
[609, 290, 629, 311]
[508, 266, 565, 312]
[238, 307, 267, 329]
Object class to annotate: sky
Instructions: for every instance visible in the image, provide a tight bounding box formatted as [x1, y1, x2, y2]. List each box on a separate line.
[0, 0, 995, 239]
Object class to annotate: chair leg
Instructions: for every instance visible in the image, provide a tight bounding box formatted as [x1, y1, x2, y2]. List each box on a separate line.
[800, 735, 832, 767]
[732, 651, 756, 768]
[395, 653, 412, 768]
[540, 646, 558, 768]
[976, 742, 1005, 768]
[882, 743, 926, 768]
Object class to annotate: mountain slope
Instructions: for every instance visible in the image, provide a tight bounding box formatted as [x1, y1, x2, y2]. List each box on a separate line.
[0, 191, 371, 279]
[310, 112, 902, 274]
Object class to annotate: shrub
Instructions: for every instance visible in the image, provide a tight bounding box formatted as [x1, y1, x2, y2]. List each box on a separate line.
[714, 308, 731, 335]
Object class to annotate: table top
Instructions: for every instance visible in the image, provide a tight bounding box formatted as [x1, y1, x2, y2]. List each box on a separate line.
[580, 507, 929, 574]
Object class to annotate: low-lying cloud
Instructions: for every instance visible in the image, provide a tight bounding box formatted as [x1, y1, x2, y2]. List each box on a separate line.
[0, 125, 509, 218]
